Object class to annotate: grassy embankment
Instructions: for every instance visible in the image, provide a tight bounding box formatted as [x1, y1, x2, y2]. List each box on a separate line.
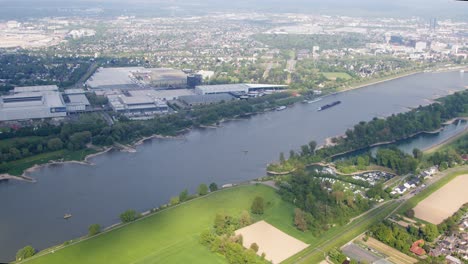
[20, 184, 311, 264]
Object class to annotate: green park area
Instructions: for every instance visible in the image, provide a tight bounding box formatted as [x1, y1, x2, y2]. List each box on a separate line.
[23, 184, 308, 264]
[321, 72, 352, 80]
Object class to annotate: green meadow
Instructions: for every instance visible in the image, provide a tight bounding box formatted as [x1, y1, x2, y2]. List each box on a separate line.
[23, 184, 308, 264]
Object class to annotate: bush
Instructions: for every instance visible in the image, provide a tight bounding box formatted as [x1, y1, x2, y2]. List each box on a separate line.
[16, 245, 35, 261]
[198, 184, 208, 196]
[88, 224, 101, 236]
[170, 196, 180, 206]
[120, 209, 138, 223]
[250, 243, 259, 252]
[209, 182, 218, 192]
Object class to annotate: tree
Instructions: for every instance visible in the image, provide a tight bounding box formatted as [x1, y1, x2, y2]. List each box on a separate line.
[120, 209, 138, 223]
[405, 209, 415, 218]
[250, 243, 259, 253]
[279, 152, 285, 164]
[198, 184, 209, 196]
[300, 145, 310, 156]
[179, 189, 189, 201]
[309, 140, 317, 154]
[16, 245, 35, 261]
[209, 182, 218, 192]
[413, 148, 423, 160]
[88, 224, 101, 236]
[421, 223, 439, 242]
[47, 138, 63, 151]
[239, 210, 252, 227]
[251, 196, 265, 215]
[294, 208, 308, 231]
[170, 196, 180, 206]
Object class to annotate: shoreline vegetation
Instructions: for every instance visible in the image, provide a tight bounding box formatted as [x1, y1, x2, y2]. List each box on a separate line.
[2, 67, 465, 183]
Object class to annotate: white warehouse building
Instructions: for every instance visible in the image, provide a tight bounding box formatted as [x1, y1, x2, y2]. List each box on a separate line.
[0, 87, 67, 121]
[195, 83, 287, 95]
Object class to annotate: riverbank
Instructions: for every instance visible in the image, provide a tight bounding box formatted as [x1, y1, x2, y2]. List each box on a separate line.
[423, 126, 468, 154]
[335, 64, 466, 95]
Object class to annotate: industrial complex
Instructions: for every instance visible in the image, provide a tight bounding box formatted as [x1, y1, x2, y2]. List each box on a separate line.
[0, 67, 288, 122]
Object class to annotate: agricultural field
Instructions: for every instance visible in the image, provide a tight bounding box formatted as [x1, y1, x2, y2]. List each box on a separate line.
[235, 220, 308, 264]
[414, 174, 468, 224]
[21, 184, 303, 264]
[321, 72, 352, 80]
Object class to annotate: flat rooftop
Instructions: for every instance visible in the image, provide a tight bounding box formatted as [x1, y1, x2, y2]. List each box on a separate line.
[128, 89, 196, 101]
[86, 67, 144, 89]
[87, 67, 187, 90]
[14, 85, 59, 93]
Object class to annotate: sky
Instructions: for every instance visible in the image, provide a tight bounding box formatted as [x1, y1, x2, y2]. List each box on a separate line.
[0, 0, 467, 20]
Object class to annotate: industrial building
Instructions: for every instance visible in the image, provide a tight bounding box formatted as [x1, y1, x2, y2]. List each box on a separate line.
[63, 89, 90, 113]
[0, 85, 66, 121]
[86, 67, 188, 90]
[179, 94, 235, 107]
[13, 85, 59, 94]
[194, 83, 287, 95]
[107, 89, 169, 119]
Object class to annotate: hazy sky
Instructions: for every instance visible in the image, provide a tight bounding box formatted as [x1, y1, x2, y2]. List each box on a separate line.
[0, 0, 467, 20]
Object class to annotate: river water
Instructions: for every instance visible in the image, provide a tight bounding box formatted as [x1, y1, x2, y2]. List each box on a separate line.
[0, 71, 466, 261]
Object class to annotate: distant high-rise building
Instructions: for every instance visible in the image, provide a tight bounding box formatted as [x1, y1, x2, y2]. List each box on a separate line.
[429, 18, 437, 31]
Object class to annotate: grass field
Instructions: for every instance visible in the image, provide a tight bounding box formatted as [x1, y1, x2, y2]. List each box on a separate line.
[321, 72, 352, 80]
[22, 184, 306, 264]
[361, 236, 417, 264]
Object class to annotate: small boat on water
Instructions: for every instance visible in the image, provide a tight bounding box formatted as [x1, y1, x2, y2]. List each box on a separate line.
[276, 106, 287, 111]
[318, 101, 341, 111]
[64, 214, 72, 219]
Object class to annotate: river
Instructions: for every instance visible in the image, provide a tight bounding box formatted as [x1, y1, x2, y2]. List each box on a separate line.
[0, 71, 466, 261]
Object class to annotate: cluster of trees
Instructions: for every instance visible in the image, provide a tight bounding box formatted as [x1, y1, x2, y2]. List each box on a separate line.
[278, 170, 371, 234]
[199, 211, 266, 264]
[0, 52, 92, 90]
[119, 209, 139, 223]
[319, 91, 468, 158]
[375, 148, 419, 175]
[369, 221, 439, 254]
[169, 183, 218, 206]
[0, 115, 104, 167]
[16, 245, 36, 261]
[329, 247, 358, 264]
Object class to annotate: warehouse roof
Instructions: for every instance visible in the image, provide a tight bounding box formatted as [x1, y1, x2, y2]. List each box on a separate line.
[14, 85, 59, 93]
[179, 94, 235, 105]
